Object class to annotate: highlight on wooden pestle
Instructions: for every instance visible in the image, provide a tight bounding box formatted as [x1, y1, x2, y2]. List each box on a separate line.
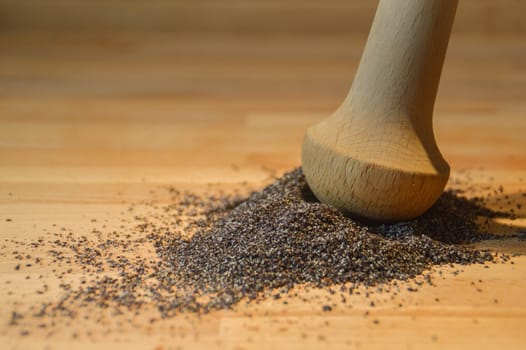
[302, 0, 458, 223]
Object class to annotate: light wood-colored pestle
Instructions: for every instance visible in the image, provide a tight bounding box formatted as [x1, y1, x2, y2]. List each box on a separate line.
[302, 0, 458, 223]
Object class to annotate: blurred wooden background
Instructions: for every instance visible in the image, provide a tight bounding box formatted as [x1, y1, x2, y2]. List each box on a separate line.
[1, 0, 525, 169]
[1, 0, 525, 34]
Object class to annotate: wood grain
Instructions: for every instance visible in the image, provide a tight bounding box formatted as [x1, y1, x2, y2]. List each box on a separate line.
[1, 29, 526, 349]
[2, 0, 526, 35]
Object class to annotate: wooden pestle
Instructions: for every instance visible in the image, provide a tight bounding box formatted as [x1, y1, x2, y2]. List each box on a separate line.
[302, 0, 458, 222]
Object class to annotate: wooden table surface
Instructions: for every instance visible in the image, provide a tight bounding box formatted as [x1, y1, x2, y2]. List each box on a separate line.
[1, 31, 526, 349]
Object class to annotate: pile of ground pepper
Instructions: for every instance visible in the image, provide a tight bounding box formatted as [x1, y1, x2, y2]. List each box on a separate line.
[150, 168, 498, 314]
[6, 167, 520, 328]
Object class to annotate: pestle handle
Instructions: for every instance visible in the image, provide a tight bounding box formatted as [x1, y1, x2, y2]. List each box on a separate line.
[338, 0, 458, 144]
[301, 0, 458, 222]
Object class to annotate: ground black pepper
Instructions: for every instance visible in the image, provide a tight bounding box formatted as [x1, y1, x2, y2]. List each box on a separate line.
[143, 168, 499, 314]
[5, 167, 523, 331]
